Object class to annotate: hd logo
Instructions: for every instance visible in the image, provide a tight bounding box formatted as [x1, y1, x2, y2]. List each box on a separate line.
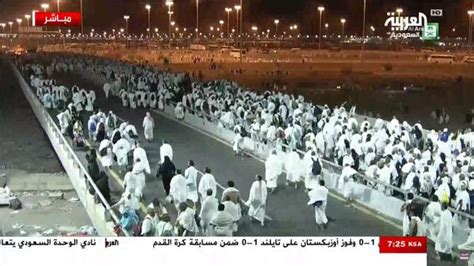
[430, 9, 443, 17]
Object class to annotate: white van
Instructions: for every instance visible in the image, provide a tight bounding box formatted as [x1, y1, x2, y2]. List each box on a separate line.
[427, 54, 455, 64]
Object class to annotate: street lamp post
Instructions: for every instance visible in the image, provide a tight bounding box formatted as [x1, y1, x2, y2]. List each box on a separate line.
[8, 22, 13, 33]
[166, 0, 174, 49]
[123, 15, 130, 47]
[318, 6, 325, 50]
[274, 19, 279, 39]
[219, 20, 224, 38]
[325, 23, 329, 37]
[146, 4, 151, 40]
[396, 8, 403, 17]
[0, 23, 6, 32]
[24, 15, 31, 27]
[80, 0, 84, 38]
[225, 8, 232, 38]
[41, 3, 49, 12]
[16, 18, 23, 32]
[340, 18, 346, 39]
[361, 0, 367, 63]
[196, 0, 199, 39]
[468, 10, 474, 46]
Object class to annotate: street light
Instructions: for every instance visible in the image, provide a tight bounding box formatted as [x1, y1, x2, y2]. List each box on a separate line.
[340, 18, 346, 38]
[361, 0, 367, 62]
[0, 23, 6, 32]
[317, 6, 325, 50]
[396, 8, 403, 17]
[16, 18, 23, 30]
[41, 3, 49, 12]
[274, 19, 280, 38]
[468, 10, 474, 46]
[234, 5, 241, 36]
[24, 15, 31, 27]
[145, 4, 151, 42]
[325, 23, 329, 37]
[166, 0, 174, 48]
[8, 21, 13, 33]
[225, 8, 232, 38]
[195, 0, 199, 38]
[123, 15, 130, 45]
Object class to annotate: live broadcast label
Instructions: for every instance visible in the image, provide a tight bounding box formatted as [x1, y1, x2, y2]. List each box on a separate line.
[32, 12, 81, 27]
[379, 236, 427, 253]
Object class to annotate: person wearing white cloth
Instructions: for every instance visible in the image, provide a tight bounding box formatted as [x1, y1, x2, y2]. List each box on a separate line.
[123, 166, 138, 197]
[265, 149, 283, 194]
[198, 167, 217, 201]
[247, 175, 268, 226]
[110, 191, 140, 214]
[184, 160, 199, 203]
[223, 197, 241, 232]
[453, 182, 471, 229]
[169, 170, 188, 210]
[132, 158, 147, 200]
[209, 204, 234, 236]
[142, 112, 155, 142]
[307, 179, 329, 230]
[141, 204, 157, 236]
[200, 189, 218, 235]
[286, 149, 302, 188]
[435, 203, 454, 260]
[98, 139, 114, 169]
[160, 140, 173, 163]
[424, 194, 442, 239]
[176, 202, 199, 236]
[113, 138, 131, 171]
[133, 144, 151, 175]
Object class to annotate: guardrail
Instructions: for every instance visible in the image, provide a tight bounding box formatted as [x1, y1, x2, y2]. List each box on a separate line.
[10, 61, 129, 237]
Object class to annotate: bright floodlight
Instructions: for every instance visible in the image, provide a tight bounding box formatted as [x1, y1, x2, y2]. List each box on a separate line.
[234, 5, 241, 11]
[165, 0, 173, 7]
[25, 14, 31, 19]
[318, 6, 325, 12]
[396, 8, 403, 14]
[469, 10, 474, 15]
[8, 22, 13, 25]
[225, 7, 232, 13]
[16, 18, 22, 23]
[251, 26, 258, 31]
[340, 18, 346, 24]
[123, 15, 130, 20]
[274, 19, 279, 24]
[145, 4, 151, 10]
[219, 20, 224, 25]
[41, 3, 49, 10]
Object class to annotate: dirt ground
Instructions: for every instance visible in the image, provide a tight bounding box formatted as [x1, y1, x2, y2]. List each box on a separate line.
[0, 57, 63, 173]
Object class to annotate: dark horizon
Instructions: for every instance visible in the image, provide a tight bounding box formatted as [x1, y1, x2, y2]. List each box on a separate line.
[0, 0, 473, 36]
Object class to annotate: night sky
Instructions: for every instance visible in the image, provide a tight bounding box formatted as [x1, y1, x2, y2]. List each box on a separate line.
[0, 0, 473, 35]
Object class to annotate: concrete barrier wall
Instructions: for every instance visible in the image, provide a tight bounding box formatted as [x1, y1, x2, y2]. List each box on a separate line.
[11, 63, 125, 237]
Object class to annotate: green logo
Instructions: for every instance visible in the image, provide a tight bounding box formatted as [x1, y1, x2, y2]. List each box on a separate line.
[422, 22, 439, 40]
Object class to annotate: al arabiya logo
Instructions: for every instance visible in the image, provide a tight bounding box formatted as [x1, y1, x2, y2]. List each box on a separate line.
[384, 12, 438, 40]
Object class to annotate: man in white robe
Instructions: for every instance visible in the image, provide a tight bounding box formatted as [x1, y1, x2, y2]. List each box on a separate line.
[435, 203, 454, 260]
[175, 103, 185, 120]
[308, 179, 329, 230]
[113, 138, 131, 171]
[133, 144, 151, 175]
[209, 204, 234, 236]
[160, 140, 173, 163]
[247, 175, 267, 226]
[132, 158, 147, 199]
[286, 149, 302, 188]
[198, 167, 217, 201]
[142, 112, 155, 142]
[265, 150, 283, 193]
[453, 182, 470, 229]
[98, 139, 114, 168]
[184, 160, 199, 203]
[176, 202, 199, 236]
[169, 170, 188, 210]
[199, 189, 218, 235]
[424, 194, 442, 239]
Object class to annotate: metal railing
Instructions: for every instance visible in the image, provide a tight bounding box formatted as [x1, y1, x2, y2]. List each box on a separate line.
[11, 61, 130, 237]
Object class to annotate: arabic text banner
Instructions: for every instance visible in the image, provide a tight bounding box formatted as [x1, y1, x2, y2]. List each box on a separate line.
[0, 237, 426, 266]
[32, 12, 81, 27]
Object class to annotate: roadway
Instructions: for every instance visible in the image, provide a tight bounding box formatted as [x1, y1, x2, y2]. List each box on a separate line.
[45, 69, 401, 237]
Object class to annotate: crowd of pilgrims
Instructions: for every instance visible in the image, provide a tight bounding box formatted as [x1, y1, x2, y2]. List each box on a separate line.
[20, 60, 269, 237]
[18, 55, 473, 256]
